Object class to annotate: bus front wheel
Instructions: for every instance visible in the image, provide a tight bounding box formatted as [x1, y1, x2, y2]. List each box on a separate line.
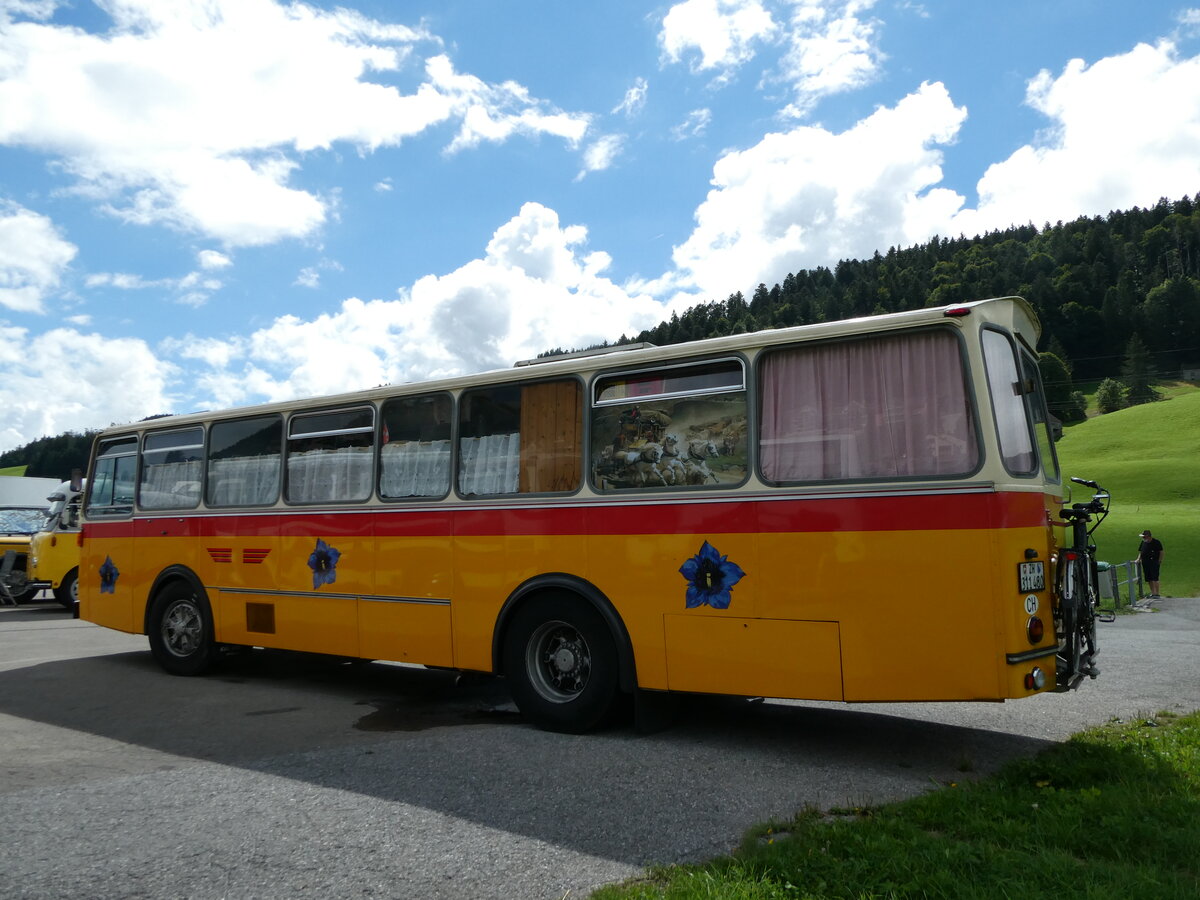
[148, 582, 216, 676]
[502, 593, 619, 734]
[54, 568, 78, 609]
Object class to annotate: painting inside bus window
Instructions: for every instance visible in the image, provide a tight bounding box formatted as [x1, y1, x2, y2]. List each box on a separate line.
[591, 360, 747, 490]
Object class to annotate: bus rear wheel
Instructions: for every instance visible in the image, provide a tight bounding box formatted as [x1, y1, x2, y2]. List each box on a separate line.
[502, 593, 619, 734]
[148, 582, 216, 676]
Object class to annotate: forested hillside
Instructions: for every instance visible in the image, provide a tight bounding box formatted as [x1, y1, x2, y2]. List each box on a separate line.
[625, 195, 1200, 386]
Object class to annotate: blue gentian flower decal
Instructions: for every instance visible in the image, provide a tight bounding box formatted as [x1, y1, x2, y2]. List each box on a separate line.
[679, 541, 745, 609]
[307, 539, 341, 589]
[99, 555, 119, 594]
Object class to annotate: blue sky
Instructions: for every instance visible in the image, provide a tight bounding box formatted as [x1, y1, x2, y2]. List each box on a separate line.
[2, 0, 1199, 453]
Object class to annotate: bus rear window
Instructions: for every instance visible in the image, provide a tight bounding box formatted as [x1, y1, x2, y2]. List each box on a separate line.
[759, 330, 978, 483]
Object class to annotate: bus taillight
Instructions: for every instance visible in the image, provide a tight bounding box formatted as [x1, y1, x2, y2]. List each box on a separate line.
[1026, 616, 1044, 644]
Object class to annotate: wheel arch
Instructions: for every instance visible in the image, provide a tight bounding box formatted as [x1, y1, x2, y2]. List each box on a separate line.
[492, 573, 637, 693]
[142, 565, 210, 635]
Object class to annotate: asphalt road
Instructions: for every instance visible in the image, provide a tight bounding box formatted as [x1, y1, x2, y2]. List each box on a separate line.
[1, 596, 1197, 899]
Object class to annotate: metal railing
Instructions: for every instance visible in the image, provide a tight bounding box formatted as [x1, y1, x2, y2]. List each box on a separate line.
[1097, 560, 1144, 608]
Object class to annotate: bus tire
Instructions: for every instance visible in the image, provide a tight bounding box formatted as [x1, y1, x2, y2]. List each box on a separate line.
[54, 568, 78, 609]
[148, 581, 216, 676]
[502, 593, 619, 734]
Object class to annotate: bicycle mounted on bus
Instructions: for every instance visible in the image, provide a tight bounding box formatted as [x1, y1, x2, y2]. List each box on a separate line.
[1055, 476, 1113, 690]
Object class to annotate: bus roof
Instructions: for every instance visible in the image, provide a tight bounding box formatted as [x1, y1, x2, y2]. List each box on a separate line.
[98, 295, 1039, 436]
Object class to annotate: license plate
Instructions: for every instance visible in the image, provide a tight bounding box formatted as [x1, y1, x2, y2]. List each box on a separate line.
[1019, 561, 1045, 592]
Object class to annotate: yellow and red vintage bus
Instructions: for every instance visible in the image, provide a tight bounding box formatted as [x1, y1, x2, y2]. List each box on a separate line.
[79, 296, 1079, 732]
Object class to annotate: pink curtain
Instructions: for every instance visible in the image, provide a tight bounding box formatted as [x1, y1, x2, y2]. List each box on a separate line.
[760, 330, 978, 481]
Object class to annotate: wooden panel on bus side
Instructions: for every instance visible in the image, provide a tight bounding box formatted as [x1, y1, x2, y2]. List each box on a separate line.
[663, 615, 843, 700]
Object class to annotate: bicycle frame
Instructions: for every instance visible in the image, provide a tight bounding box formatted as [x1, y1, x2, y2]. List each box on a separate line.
[1054, 477, 1109, 690]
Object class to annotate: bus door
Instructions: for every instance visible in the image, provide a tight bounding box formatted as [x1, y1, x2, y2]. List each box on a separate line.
[82, 436, 139, 632]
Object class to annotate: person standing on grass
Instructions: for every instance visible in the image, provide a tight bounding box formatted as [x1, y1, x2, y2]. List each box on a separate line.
[1137, 529, 1164, 598]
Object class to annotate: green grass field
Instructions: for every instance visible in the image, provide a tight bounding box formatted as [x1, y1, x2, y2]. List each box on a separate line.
[1056, 387, 1200, 598]
[595, 712, 1200, 899]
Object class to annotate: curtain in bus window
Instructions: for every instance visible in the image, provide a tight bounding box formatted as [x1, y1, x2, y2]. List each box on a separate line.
[287, 446, 373, 503]
[379, 440, 451, 497]
[208, 456, 280, 505]
[458, 433, 520, 495]
[206, 416, 283, 507]
[982, 331, 1036, 474]
[760, 330, 978, 481]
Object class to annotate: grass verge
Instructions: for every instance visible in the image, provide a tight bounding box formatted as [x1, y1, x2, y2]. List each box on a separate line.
[593, 710, 1200, 899]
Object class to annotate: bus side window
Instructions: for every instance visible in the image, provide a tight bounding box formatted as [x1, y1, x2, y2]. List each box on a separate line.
[206, 415, 283, 507]
[139, 427, 204, 510]
[458, 380, 581, 496]
[379, 394, 453, 499]
[86, 436, 139, 518]
[591, 359, 747, 491]
[982, 330, 1037, 476]
[759, 330, 978, 483]
[286, 408, 374, 504]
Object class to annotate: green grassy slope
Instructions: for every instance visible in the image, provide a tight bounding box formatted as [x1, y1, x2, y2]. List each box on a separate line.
[1055, 390, 1200, 598]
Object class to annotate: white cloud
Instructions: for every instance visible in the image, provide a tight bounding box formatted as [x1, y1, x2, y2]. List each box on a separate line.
[950, 41, 1200, 236]
[85, 266, 223, 306]
[430, 55, 590, 153]
[613, 77, 649, 117]
[672, 108, 713, 140]
[671, 81, 966, 299]
[197, 249, 232, 270]
[295, 267, 321, 289]
[660, 0, 778, 73]
[0, 1, 589, 247]
[0, 200, 77, 313]
[777, 0, 884, 117]
[0, 323, 176, 449]
[576, 135, 625, 179]
[166, 203, 673, 411]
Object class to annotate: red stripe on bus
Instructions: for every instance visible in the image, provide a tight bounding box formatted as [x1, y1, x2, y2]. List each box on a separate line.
[84, 490, 1049, 540]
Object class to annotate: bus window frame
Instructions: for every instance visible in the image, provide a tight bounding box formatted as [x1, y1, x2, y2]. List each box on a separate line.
[981, 326, 1042, 479]
[592, 356, 746, 407]
[137, 424, 205, 511]
[455, 375, 586, 500]
[589, 354, 751, 495]
[755, 325, 984, 488]
[1015, 340, 1062, 484]
[377, 391, 455, 503]
[85, 435, 139, 519]
[205, 413, 284, 509]
[283, 404, 376, 506]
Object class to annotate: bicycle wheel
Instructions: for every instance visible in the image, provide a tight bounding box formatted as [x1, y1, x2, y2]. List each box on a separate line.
[1055, 557, 1085, 686]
